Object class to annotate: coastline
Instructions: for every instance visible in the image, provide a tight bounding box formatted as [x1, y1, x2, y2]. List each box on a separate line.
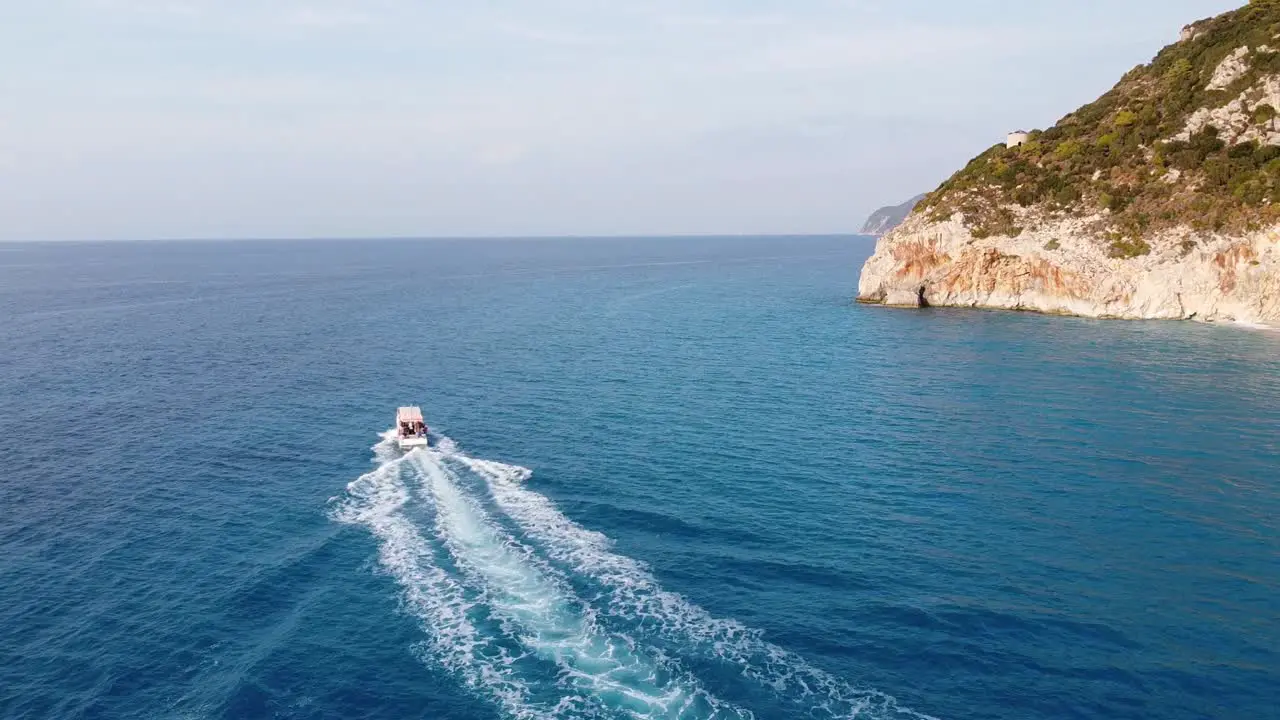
[856, 213, 1280, 327]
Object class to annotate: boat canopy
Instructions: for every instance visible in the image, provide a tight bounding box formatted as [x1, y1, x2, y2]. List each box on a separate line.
[397, 406, 424, 424]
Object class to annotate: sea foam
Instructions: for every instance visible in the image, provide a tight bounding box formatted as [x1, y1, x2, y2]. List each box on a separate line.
[331, 438, 556, 720]
[410, 450, 750, 719]
[336, 433, 932, 720]
[450, 447, 936, 720]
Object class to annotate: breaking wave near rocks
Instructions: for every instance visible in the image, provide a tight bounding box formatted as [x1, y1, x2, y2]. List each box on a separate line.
[331, 433, 934, 720]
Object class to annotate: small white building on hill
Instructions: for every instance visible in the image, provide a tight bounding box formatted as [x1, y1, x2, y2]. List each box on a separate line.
[1006, 130, 1031, 148]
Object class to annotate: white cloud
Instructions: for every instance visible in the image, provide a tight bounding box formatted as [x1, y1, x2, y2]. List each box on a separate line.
[84, 0, 204, 16]
[652, 12, 789, 29]
[497, 22, 611, 46]
[284, 7, 376, 28]
[475, 142, 531, 167]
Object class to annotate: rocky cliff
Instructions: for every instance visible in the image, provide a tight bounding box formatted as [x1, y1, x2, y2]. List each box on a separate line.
[858, 1, 1280, 325]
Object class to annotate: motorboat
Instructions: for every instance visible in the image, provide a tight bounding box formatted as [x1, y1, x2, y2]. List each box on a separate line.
[396, 406, 430, 451]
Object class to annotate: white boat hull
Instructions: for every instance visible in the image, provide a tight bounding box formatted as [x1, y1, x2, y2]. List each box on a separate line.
[398, 437, 429, 451]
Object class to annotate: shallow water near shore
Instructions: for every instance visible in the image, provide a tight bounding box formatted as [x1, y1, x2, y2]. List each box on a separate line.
[2, 236, 1277, 719]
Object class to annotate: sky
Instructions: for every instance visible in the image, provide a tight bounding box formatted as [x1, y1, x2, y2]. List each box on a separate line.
[0, 0, 1243, 241]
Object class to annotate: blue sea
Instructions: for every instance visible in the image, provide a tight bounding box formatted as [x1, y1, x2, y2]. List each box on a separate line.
[2, 236, 1278, 720]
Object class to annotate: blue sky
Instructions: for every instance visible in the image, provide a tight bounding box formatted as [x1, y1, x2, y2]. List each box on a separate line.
[1, 0, 1241, 240]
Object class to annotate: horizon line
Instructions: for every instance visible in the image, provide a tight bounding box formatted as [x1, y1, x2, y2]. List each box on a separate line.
[0, 232, 875, 244]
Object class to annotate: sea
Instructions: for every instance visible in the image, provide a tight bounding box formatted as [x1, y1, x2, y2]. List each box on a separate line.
[1, 235, 1277, 720]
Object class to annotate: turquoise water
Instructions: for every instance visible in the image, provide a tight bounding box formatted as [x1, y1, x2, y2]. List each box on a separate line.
[1, 236, 1277, 719]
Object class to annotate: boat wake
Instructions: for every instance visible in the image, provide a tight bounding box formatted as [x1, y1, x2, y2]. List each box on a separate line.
[332, 433, 934, 720]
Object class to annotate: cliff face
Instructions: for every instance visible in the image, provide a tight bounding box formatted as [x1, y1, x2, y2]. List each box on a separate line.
[858, 211, 1280, 322]
[858, 1, 1280, 325]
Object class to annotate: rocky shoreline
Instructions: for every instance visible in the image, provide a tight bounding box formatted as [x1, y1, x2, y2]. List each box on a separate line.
[856, 213, 1280, 326]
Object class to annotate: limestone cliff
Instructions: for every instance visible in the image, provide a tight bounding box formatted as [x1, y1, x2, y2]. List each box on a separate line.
[858, 1, 1280, 325]
[859, 211, 1280, 321]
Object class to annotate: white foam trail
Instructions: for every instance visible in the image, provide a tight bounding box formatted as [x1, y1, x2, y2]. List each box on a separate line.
[330, 435, 560, 720]
[451, 448, 937, 720]
[409, 450, 752, 720]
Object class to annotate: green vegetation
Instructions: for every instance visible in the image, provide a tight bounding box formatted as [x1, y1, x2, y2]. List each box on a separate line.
[921, 0, 1280, 240]
[1107, 234, 1153, 258]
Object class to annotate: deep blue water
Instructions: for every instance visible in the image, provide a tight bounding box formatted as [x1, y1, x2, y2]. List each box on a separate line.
[2, 236, 1278, 720]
